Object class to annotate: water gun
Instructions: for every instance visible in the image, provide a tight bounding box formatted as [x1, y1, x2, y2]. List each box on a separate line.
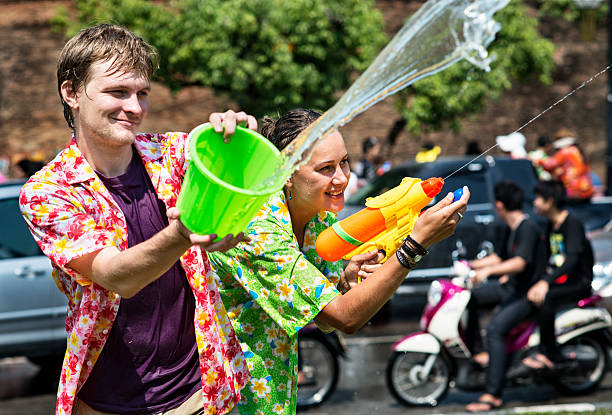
[316, 177, 444, 263]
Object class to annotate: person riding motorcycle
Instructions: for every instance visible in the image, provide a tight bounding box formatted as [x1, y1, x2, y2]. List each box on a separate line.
[464, 181, 548, 413]
[523, 180, 594, 370]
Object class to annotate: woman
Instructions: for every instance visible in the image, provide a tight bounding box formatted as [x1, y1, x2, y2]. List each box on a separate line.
[209, 109, 468, 414]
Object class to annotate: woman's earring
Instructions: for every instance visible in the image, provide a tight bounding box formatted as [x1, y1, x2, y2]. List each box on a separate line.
[287, 190, 292, 200]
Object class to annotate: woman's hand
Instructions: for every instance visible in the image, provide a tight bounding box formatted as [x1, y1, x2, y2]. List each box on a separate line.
[167, 207, 250, 252]
[340, 250, 384, 292]
[410, 186, 470, 249]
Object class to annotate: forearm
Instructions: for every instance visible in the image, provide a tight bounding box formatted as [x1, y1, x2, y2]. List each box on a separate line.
[316, 257, 408, 334]
[470, 253, 501, 269]
[69, 220, 192, 297]
[484, 256, 526, 278]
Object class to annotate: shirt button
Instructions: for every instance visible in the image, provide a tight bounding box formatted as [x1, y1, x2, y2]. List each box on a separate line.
[102, 329, 108, 334]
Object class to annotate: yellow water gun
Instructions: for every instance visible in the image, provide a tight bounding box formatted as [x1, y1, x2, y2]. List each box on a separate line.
[316, 177, 444, 263]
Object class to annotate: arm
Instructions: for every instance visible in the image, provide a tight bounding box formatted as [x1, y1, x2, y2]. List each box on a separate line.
[471, 256, 526, 285]
[315, 188, 469, 334]
[68, 110, 256, 297]
[469, 253, 502, 270]
[68, 219, 242, 298]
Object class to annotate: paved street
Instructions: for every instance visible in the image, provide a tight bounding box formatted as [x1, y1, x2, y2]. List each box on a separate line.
[2, 296, 612, 414]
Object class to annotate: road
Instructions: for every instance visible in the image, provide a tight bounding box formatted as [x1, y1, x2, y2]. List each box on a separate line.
[2, 296, 612, 414]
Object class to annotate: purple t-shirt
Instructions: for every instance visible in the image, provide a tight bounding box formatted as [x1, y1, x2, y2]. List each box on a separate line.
[78, 149, 201, 414]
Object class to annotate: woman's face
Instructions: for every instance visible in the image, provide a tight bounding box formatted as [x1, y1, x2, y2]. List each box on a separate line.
[287, 130, 350, 214]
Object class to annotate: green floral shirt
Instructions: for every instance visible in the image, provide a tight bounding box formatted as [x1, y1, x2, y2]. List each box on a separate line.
[209, 191, 342, 415]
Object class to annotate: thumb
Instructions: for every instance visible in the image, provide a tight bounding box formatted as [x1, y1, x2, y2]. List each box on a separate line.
[167, 207, 180, 220]
[351, 249, 380, 263]
[426, 191, 454, 214]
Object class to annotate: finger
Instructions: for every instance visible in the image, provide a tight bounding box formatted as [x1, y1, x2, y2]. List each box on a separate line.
[351, 250, 380, 263]
[209, 113, 224, 133]
[191, 233, 218, 246]
[203, 234, 234, 252]
[246, 115, 258, 130]
[427, 192, 455, 213]
[167, 207, 180, 220]
[222, 111, 238, 141]
[235, 232, 251, 243]
[360, 263, 382, 273]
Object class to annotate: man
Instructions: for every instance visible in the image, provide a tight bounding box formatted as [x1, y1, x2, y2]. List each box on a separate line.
[464, 181, 547, 413]
[20, 24, 254, 415]
[522, 180, 593, 370]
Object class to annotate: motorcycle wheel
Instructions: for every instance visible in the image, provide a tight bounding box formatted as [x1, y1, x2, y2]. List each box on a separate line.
[386, 351, 450, 407]
[297, 334, 339, 410]
[553, 334, 608, 396]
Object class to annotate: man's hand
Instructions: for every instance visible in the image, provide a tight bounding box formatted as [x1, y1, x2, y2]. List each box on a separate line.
[471, 268, 491, 285]
[528, 280, 549, 306]
[167, 207, 250, 253]
[209, 110, 258, 142]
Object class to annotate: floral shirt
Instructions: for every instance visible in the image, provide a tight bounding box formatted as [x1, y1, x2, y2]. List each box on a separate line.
[208, 191, 342, 415]
[19, 134, 249, 415]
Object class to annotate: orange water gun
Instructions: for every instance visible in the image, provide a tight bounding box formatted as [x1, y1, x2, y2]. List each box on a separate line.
[316, 177, 444, 263]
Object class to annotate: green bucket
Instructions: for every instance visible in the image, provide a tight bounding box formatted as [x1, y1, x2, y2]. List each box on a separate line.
[177, 123, 282, 237]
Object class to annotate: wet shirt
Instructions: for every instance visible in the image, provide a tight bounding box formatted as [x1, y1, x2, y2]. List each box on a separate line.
[208, 191, 342, 415]
[501, 218, 548, 293]
[77, 150, 201, 413]
[544, 212, 594, 287]
[19, 134, 249, 415]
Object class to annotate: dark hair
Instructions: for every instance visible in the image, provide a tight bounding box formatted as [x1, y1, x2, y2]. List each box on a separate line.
[260, 109, 322, 150]
[362, 136, 380, 154]
[494, 180, 524, 211]
[57, 24, 159, 130]
[537, 135, 551, 148]
[465, 140, 481, 155]
[534, 180, 567, 209]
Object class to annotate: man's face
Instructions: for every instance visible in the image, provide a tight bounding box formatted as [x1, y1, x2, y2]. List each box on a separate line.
[66, 59, 150, 148]
[533, 195, 552, 217]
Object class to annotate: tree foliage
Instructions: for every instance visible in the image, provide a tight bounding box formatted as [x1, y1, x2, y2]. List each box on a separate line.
[538, 0, 608, 22]
[52, 0, 387, 117]
[394, 0, 556, 133]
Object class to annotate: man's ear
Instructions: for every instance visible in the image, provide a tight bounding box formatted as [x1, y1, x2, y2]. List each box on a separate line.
[60, 80, 79, 110]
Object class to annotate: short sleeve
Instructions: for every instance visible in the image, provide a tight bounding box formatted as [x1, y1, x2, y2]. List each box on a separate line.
[513, 221, 540, 265]
[20, 180, 121, 285]
[210, 215, 340, 335]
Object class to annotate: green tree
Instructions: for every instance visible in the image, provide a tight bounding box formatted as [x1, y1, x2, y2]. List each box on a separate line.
[393, 0, 556, 134]
[52, 0, 387, 117]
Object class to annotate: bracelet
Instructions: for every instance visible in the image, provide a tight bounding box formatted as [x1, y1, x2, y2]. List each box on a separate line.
[404, 235, 428, 256]
[396, 248, 416, 270]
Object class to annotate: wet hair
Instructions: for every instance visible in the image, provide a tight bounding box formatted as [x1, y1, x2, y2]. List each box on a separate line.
[362, 136, 380, 154]
[57, 23, 159, 130]
[494, 180, 524, 211]
[537, 135, 551, 148]
[534, 180, 567, 209]
[260, 108, 322, 150]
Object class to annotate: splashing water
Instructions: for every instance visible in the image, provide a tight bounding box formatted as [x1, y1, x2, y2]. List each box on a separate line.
[256, 0, 510, 191]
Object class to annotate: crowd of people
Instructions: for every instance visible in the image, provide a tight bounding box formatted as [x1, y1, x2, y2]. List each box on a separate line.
[13, 22, 604, 415]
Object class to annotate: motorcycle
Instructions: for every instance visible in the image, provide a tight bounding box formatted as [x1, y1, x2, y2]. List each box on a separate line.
[297, 323, 348, 410]
[386, 261, 612, 407]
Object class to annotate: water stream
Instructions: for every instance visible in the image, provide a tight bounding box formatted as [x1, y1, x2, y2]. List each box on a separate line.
[255, 0, 510, 191]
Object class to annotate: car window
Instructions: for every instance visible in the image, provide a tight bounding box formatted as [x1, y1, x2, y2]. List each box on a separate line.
[434, 170, 488, 205]
[0, 197, 42, 258]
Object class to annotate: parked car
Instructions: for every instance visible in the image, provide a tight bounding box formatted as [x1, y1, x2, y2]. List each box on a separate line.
[343, 156, 612, 296]
[0, 180, 66, 377]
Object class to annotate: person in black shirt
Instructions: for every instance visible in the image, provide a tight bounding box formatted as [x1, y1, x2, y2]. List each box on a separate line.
[465, 181, 548, 413]
[522, 180, 593, 370]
